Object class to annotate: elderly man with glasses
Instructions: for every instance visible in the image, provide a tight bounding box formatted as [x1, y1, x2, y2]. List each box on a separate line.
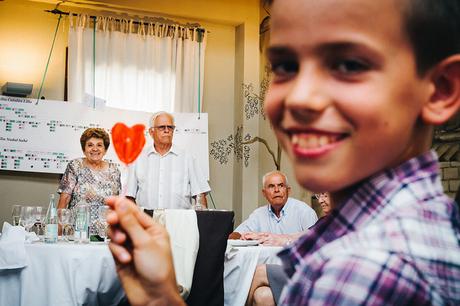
[126, 111, 210, 209]
[228, 170, 317, 246]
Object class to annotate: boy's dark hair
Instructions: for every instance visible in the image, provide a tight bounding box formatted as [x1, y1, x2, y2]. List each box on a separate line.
[264, 0, 460, 75]
[403, 0, 460, 75]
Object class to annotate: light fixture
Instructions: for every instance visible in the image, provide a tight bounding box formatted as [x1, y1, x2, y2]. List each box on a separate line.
[1, 82, 33, 97]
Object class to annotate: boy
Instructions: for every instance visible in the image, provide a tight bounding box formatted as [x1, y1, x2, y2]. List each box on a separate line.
[264, 0, 460, 304]
[107, 0, 460, 305]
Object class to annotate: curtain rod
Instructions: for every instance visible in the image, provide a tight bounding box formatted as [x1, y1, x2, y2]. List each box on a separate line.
[45, 8, 206, 32]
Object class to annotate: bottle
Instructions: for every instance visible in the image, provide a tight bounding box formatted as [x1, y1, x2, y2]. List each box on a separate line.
[44, 194, 58, 243]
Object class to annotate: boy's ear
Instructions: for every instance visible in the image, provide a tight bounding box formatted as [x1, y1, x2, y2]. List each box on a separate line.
[423, 55, 460, 125]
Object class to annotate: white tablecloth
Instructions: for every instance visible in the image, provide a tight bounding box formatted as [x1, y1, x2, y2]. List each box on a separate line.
[224, 245, 283, 306]
[0, 241, 125, 306]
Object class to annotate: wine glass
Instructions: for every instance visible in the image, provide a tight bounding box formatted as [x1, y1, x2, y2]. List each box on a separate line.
[20, 206, 35, 232]
[11, 205, 22, 226]
[57, 208, 73, 241]
[152, 208, 166, 226]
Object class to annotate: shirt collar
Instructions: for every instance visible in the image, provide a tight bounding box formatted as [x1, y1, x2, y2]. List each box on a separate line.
[147, 143, 179, 156]
[278, 150, 441, 275]
[268, 198, 289, 218]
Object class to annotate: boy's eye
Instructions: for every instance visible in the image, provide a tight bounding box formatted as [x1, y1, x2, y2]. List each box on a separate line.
[330, 58, 370, 75]
[270, 61, 298, 79]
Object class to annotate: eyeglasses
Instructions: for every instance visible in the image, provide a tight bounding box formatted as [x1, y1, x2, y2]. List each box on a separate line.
[314, 193, 328, 200]
[153, 125, 176, 131]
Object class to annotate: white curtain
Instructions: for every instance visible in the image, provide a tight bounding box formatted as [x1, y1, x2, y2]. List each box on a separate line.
[68, 14, 207, 113]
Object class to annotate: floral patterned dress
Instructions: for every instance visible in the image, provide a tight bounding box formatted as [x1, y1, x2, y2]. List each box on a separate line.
[58, 158, 121, 233]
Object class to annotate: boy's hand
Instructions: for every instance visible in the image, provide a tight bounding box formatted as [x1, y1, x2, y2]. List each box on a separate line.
[106, 196, 185, 306]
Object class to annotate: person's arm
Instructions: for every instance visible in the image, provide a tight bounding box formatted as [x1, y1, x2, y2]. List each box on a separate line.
[124, 163, 139, 199]
[192, 193, 208, 208]
[301, 205, 319, 229]
[228, 219, 255, 240]
[58, 193, 71, 209]
[57, 160, 77, 209]
[114, 164, 122, 195]
[230, 209, 260, 239]
[106, 196, 185, 306]
[188, 154, 210, 208]
[250, 232, 306, 246]
[200, 193, 208, 208]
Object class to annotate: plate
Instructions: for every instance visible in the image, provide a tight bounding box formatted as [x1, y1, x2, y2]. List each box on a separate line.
[228, 239, 259, 247]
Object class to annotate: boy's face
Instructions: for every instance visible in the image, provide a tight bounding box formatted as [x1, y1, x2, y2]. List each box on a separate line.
[265, 0, 433, 194]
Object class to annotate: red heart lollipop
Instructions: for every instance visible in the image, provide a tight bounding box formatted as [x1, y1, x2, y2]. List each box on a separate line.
[111, 123, 146, 164]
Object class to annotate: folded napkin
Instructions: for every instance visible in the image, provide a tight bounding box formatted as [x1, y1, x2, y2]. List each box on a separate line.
[225, 243, 239, 260]
[0, 222, 28, 269]
[164, 209, 199, 298]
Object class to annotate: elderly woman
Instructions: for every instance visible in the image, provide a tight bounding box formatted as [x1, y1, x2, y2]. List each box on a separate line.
[57, 128, 121, 217]
[315, 192, 331, 217]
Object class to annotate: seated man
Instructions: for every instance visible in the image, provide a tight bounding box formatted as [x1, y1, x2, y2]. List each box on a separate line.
[228, 170, 318, 246]
[246, 193, 332, 306]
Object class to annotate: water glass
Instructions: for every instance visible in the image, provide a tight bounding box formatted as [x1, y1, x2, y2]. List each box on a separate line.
[11, 205, 22, 226]
[74, 205, 89, 243]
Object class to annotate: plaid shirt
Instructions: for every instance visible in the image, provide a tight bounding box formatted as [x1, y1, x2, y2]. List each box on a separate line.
[278, 150, 460, 305]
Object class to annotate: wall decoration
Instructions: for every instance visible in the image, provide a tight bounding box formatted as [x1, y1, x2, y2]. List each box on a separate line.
[234, 125, 243, 161]
[258, 64, 271, 120]
[211, 68, 279, 169]
[241, 134, 281, 170]
[209, 125, 244, 165]
[243, 83, 261, 120]
[210, 126, 281, 170]
[242, 65, 271, 121]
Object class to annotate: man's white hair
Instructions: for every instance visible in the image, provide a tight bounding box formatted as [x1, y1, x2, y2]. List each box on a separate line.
[262, 170, 289, 187]
[150, 111, 175, 128]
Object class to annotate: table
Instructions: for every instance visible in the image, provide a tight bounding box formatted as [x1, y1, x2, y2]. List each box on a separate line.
[0, 241, 125, 306]
[1, 209, 234, 306]
[224, 245, 283, 306]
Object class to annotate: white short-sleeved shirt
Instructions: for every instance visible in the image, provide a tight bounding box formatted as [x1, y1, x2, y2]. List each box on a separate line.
[234, 198, 318, 234]
[126, 144, 210, 209]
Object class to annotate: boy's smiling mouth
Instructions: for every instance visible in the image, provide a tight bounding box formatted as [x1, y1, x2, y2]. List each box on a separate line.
[291, 133, 345, 149]
[285, 130, 349, 158]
